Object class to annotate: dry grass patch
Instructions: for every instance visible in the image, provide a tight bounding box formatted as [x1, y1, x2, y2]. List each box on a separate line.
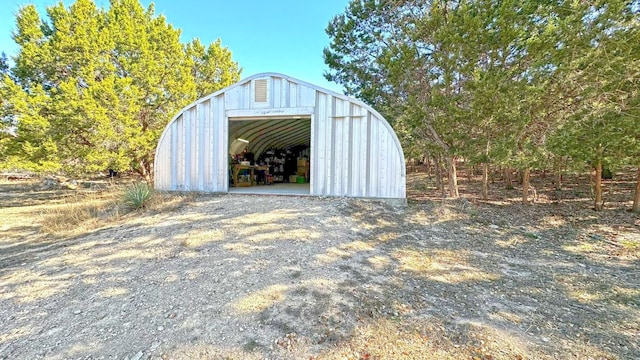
[618, 238, 640, 258]
[317, 319, 465, 360]
[233, 284, 289, 314]
[145, 190, 196, 213]
[39, 190, 124, 237]
[162, 343, 266, 360]
[39, 185, 195, 238]
[392, 248, 500, 284]
[177, 228, 225, 247]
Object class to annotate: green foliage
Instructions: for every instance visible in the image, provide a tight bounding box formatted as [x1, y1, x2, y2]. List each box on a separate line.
[187, 38, 242, 98]
[547, 0, 640, 170]
[326, 0, 640, 204]
[1, 74, 61, 172]
[0, 52, 8, 75]
[3, 0, 242, 178]
[123, 181, 154, 209]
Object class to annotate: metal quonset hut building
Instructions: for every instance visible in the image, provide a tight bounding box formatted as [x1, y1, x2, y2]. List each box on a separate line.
[154, 73, 406, 199]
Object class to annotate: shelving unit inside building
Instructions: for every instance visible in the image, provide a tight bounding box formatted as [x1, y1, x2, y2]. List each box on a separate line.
[154, 73, 406, 199]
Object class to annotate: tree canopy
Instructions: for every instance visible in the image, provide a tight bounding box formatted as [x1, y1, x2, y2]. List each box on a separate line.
[1, 0, 241, 178]
[325, 0, 640, 210]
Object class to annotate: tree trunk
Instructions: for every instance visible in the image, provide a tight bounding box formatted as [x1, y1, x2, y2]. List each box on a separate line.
[434, 155, 444, 197]
[133, 159, 153, 183]
[632, 168, 640, 213]
[445, 155, 459, 198]
[505, 168, 514, 190]
[424, 152, 432, 178]
[522, 168, 530, 204]
[423, 123, 456, 197]
[482, 163, 489, 201]
[554, 158, 562, 191]
[467, 163, 473, 182]
[594, 159, 603, 211]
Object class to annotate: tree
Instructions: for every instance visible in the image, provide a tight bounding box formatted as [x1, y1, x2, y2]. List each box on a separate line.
[325, 0, 546, 199]
[547, 0, 640, 211]
[325, 0, 466, 197]
[0, 52, 8, 75]
[1, 6, 61, 172]
[0, 76, 60, 172]
[326, 0, 639, 209]
[187, 38, 242, 98]
[323, 0, 408, 119]
[5, 0, 241, 179]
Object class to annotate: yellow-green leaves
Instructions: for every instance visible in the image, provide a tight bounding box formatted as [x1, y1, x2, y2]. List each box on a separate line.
[3, 0, 241, 178]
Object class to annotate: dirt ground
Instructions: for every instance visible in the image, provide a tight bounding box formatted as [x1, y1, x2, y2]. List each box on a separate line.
[1, 172, 639, 360]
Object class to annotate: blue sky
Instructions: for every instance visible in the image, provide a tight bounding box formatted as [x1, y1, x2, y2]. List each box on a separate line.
[0, 0, 349, 92]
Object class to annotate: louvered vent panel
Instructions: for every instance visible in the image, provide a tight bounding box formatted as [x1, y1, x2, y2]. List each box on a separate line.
[254, 79, 268, 102]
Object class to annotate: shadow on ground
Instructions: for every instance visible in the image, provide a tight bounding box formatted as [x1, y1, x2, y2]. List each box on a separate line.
[1, 189, 638, 359]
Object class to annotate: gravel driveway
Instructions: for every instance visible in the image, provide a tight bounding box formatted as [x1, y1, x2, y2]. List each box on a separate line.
[1, 193, 639, 359]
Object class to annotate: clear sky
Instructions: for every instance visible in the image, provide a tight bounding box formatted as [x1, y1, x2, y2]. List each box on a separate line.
[0, 0, 350, 93]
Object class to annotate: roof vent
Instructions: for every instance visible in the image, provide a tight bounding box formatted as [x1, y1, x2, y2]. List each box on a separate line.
[254, 79, 268, 103]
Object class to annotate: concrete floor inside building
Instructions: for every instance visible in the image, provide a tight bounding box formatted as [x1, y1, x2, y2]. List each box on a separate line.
[228, 183, 310, 195]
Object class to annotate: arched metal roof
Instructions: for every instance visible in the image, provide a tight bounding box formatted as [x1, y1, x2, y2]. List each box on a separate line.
[154, 72, 406, 198]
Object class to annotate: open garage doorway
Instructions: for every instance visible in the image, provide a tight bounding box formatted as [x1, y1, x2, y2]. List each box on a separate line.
[228, 116, 311, 195]
[154, 73, 406, 198]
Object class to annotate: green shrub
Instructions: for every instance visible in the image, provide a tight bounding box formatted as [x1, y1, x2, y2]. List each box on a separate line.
[124, 182, 154, 209]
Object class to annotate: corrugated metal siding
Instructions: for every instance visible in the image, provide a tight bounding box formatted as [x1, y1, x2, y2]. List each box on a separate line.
[154, 73, 406, 198]
[310, 94, 405, 198]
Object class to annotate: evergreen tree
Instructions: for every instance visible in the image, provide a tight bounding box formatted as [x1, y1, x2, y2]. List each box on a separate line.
[326, 0, 639, 208]
[4, 0, 241, 178]
[547, 0, 640, 210]
[187, 38, 242, 98]
[0, 52, 8, 75]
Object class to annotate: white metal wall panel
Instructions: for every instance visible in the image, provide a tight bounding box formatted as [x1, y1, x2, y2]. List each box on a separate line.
[367, 112, 379, 196]
[154, 123, 171, 190]
[312, 92, 327, 195]
[273, 77, 283, 107]
[170, 117, 179, 189]
[224, 86, 241, 110]
[299, 84, 316, 107]
[154, 72, 406, 198]
[353, 104, 367, 196]
[200, 100, 211, 190]
[290, 82, 300, 107]
[214, 94, 227, 191]
[188, 107, 197, 190]
[176, 116, 185, 190]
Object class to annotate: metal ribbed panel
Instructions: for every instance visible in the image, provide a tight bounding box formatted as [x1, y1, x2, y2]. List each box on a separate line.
[154, 73, 406, 198]
[214, 95, 227, 191]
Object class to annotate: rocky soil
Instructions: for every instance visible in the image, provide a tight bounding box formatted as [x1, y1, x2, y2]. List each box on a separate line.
[1, 188, 639, 359]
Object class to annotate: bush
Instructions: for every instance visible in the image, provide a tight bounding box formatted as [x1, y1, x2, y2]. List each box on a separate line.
[124, 182, 154, 209]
